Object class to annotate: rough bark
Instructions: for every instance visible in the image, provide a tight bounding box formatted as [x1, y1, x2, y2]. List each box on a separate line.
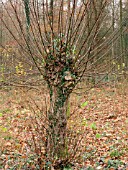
[44, 45, 77, 161]
[46, 85, 69, 159]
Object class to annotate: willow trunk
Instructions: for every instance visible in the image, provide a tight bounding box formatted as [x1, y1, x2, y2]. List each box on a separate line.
[46, 85, 69, 159]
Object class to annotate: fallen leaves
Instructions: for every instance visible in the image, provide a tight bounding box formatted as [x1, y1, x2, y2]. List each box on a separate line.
[0, 85, 128, 169]
[68, 85, 128, 168]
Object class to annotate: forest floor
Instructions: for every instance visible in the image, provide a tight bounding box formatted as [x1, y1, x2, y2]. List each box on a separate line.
[0, 82, 128, 169]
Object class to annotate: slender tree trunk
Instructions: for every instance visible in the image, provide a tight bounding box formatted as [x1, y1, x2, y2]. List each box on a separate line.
[112, 0, 115, 72]
[24, 0, 30, 42]
[112, 0, 115, 59]
[0, 2, 3, 48]
[120, 0, 124, 65]
[0, 2, 3, 64]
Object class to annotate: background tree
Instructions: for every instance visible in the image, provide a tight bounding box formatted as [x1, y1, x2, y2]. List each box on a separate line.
[120, 0, 128, 67]
[119, 0, 125, 66]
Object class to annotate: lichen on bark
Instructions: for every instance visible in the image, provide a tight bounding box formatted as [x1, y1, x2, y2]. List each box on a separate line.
[44, 41, 77, 160]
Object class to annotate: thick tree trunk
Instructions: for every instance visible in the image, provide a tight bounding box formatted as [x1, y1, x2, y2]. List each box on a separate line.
[46, 85, 69, 160]
[44, 39, 77, 162]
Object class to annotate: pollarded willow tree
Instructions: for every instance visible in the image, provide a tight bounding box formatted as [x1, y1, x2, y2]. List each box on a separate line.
[1, 0, 122, 165]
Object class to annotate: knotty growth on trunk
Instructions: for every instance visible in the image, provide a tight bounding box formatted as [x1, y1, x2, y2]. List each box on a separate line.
[44, 41, 77, 159]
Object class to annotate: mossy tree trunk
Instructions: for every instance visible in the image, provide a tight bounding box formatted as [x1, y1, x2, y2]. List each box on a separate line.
[46, 85, 69, 159]
[44, 46, 77, 160]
